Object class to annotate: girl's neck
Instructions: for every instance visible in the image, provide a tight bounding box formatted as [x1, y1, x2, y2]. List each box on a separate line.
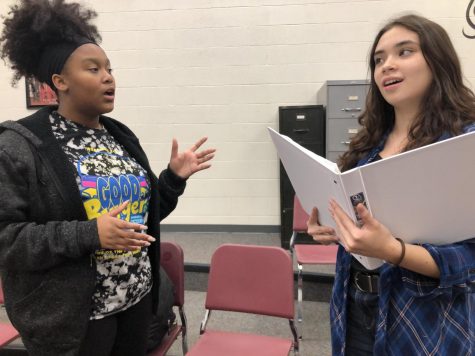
[379, 105, 419, 158]
[57, 105, 101, 129]
[393, 105, 420, 136]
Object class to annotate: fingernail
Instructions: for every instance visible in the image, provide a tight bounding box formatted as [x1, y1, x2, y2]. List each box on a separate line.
[144, 242, 151, 247]
[148, 237, 156, 242]
[140, 225, 148, 230]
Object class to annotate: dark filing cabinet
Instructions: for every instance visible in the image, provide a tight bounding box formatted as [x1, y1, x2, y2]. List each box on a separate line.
[317, 80, 370, 163]
[278, 105, 325, 249]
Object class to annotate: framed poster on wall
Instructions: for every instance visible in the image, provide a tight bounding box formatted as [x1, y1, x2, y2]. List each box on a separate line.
[25, 77, 57, 108]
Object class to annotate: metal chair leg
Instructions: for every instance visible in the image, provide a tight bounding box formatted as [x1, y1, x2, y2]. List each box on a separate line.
[297, 263, 304, 323]
[179, 306, 188, 355]
[297, 263, 304, 337]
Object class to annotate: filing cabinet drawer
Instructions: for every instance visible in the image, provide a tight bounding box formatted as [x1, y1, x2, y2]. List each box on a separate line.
[297, 142, 325, 157]
[326, 151, 345, 164]
[326, 118, 361, 151]
[278, 105, 325, 248]
[280, 207, 293, 249]
[327, 85, 368, 119]
[279, 105, 325, 143]
[280, 163, 294, 210]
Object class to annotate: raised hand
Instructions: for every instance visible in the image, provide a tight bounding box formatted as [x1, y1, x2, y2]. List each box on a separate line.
[306, 207, 339, 245]
[96, 201, 156, 250]
[169, 137, 216, 179]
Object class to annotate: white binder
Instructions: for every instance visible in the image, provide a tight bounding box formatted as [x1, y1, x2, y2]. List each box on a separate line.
[269, 127, 475, 270]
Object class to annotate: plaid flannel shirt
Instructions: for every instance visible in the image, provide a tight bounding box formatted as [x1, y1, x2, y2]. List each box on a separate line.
[330, 124, 475, 355]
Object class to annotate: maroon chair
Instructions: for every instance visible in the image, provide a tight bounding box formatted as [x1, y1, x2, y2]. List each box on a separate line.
[187, 244, 299, 356]
[148, 241, 188, 356]
[0, 281, 20, 348]
[290, 196, 338, 326]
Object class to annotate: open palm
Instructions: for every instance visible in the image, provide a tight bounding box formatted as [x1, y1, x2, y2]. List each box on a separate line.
[169, 137, 216, 179]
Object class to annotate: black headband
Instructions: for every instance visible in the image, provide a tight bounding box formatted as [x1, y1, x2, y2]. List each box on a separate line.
[37, 37, 95, 90]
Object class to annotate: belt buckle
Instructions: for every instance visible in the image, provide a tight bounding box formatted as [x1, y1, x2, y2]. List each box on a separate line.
[354, 272, 377, 293]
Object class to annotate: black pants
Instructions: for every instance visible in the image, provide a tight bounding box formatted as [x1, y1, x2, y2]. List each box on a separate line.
[345, 284, 379, 356]
[79, 292, 153, 356]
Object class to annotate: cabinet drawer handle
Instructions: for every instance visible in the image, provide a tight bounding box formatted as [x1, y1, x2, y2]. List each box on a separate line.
[341, 107, 361, 112]
[341, 141, 351, 145]
[293, 128, 310, 134]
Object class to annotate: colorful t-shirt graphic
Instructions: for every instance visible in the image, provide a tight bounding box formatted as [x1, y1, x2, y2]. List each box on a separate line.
[50, 112, 152, 319]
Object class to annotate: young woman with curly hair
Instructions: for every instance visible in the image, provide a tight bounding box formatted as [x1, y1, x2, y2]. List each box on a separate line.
[307, 14, 475, 355]
[0, 1, 215, 355]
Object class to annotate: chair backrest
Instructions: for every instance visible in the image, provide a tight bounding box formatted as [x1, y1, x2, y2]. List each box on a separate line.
[160, 241, 185, 307]
[205, 244, 294, 319]
[293, 196, 309, 232]
[0, 280, 4, 305]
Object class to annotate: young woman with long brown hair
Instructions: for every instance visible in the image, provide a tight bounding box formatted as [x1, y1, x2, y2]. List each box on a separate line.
[308, 14, 475, 355]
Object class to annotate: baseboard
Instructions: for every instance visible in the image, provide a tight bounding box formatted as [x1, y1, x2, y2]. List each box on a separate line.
[184, 262, 335, 284]
[0, 346, 27, 356]
[161, 224, 280, 233]
[183, 266, 334, 302]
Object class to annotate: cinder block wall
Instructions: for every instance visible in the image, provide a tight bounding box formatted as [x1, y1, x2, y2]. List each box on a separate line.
[0, 0, 473, 227]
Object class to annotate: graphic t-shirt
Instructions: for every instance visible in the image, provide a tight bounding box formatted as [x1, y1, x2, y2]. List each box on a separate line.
[50, 111, 152, 319]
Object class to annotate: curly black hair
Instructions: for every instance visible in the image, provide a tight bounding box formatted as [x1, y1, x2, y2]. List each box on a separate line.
[0, 0, 101, 85]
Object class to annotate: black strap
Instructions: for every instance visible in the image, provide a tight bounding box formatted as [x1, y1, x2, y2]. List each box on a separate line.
[353, 271, 380, 294]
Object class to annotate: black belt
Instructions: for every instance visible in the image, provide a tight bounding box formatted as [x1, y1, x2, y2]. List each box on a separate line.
[352, 271, 380, 294]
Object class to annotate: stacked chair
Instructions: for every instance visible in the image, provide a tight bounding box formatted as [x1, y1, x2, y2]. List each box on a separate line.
[0, 281, 20, 349]
[289, 196, 338, 328]
[187, 243, 300, 356]
[148, 241, 188, 355]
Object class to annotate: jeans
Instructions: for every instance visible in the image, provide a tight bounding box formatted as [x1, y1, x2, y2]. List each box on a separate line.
[345, 283, 379, 356]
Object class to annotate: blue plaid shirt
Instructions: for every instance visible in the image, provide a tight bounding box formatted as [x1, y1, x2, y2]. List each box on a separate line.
[330, 125, 475, 355]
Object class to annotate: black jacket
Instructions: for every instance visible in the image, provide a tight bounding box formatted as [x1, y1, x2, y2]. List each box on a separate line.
[0, 107, 186, 355]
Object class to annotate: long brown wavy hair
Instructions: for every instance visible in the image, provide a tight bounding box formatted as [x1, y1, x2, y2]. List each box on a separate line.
[339, 14, 475, 171]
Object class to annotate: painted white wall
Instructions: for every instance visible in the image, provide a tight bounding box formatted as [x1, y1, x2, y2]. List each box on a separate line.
[0, 0, 474, 225]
